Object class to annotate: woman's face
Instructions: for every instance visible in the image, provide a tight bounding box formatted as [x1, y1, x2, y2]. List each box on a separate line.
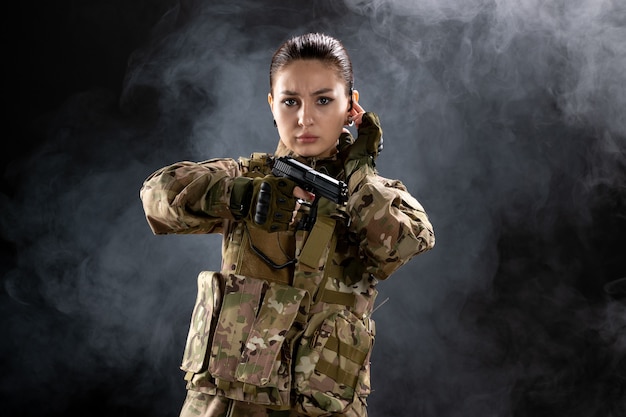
[268, 59, 351, 158]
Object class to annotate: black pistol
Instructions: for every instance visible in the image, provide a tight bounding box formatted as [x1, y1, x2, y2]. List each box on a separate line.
[270, 156, 348, 230]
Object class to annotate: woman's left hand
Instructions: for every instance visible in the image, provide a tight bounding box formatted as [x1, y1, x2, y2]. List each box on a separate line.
[348, 101, 366, 127]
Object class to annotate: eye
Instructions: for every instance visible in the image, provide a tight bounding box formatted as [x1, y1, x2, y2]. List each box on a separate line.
[317, 97, 333, 105]
[282, 98, 298, 107]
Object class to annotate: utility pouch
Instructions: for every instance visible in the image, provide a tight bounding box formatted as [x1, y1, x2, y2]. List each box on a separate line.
[235, 283, 309, 386]
[180, 271, 310, 407]
[181, 271, 224, 373]
[294, 308, 375, 416]
[208, 273, 267, 380]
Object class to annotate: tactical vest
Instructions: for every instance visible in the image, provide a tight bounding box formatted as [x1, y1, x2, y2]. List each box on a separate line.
[180, 153, 377, 415]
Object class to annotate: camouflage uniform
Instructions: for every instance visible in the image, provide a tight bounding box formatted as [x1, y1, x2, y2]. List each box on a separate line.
[140, 126, 435, 417]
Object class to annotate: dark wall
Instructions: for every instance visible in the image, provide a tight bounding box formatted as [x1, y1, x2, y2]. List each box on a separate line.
[2, 1, 625, 416]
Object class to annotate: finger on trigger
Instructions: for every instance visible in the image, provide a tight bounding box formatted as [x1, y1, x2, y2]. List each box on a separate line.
[293, 186, 315, 202]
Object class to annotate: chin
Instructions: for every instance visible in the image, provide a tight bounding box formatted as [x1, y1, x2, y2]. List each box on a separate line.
[294, 144, 334, 159]
[294, 147, 319, 158]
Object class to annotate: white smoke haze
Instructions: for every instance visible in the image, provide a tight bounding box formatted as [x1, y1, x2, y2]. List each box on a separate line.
[2, 0, 625, 416]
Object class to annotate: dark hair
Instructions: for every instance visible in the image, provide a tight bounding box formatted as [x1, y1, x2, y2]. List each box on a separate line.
[269, 33, 354, 98]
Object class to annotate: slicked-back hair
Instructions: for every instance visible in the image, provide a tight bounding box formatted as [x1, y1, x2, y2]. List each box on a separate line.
[269, 33, 353, 97]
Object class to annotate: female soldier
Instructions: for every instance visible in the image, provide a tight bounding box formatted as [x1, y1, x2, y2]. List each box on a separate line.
[140, 32, 435, 417]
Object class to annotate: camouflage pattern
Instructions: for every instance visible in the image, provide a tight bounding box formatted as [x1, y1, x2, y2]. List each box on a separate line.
[293, 309, 373, 416]
[235, 282, 309, 387]
[209, 273, 267, 382]
[140, 127, 435, 417]
[181, 271, 224, 373]
[180, 272, 310, 408]
[179, 390, 294, 417]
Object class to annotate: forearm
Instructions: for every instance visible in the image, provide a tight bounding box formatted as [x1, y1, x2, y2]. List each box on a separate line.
[140, 158, 241, 235]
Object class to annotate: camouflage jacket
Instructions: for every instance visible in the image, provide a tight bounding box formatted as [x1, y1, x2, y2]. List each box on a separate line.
[140, 148, 434, 413]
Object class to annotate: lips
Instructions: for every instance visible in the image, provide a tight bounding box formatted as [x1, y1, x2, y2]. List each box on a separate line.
[297, 134, 318, 143]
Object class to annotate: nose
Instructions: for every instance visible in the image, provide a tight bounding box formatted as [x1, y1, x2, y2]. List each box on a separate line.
[298, 104, 313, 126]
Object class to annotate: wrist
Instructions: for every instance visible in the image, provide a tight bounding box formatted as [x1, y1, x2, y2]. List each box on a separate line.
[229, 177, 253, 219]
[346, 161, 376, 192]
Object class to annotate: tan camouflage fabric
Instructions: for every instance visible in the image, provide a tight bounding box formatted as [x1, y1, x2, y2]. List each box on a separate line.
[181, 271, 223, 374]
[140, 143, 435, 417]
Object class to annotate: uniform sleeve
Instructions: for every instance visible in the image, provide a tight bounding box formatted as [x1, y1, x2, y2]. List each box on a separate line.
[139, 158, 242, 235]
[346, 165, 435, 280]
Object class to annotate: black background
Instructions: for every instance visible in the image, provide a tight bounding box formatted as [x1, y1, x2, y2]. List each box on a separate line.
[3, 1, 625, 416]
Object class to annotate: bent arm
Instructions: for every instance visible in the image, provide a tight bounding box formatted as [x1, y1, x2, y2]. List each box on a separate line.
[347, 166, 435, 280]
[139, 158, 242, 235]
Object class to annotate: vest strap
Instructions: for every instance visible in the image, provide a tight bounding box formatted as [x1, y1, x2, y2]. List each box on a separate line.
[318, 290, 356, 308]
[315, 356, 358, 388]
[298, 216, 335, 269]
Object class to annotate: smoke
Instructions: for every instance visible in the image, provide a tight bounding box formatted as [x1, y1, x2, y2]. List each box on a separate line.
[2, 0, 625, 416]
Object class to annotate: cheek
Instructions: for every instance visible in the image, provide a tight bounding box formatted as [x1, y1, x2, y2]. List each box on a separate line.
[332, 112, 348, 128]
[275, 108, 295, 123]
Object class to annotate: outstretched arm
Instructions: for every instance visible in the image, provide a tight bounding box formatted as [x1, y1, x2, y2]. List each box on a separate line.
[140, 158, 241, 235]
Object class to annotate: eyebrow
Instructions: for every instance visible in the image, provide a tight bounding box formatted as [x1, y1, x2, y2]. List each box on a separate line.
[280, 88, 335, 96]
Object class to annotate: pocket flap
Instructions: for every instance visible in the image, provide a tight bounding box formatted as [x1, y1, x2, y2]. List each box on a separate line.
[209, 274, 267, 381]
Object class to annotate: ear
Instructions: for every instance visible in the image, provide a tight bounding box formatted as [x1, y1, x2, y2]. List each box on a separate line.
[267, 93, 274, 109]
[352, 89, 359, 104]
[348, 89, 359, 113]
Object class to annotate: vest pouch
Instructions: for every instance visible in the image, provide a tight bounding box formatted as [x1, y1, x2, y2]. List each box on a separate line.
[294, 308, 375, 416]
[208, 273, 267, 380]
[180, 271, 224, 374]
[235, 283, 309, 387]
[207, 272, 309, 407]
